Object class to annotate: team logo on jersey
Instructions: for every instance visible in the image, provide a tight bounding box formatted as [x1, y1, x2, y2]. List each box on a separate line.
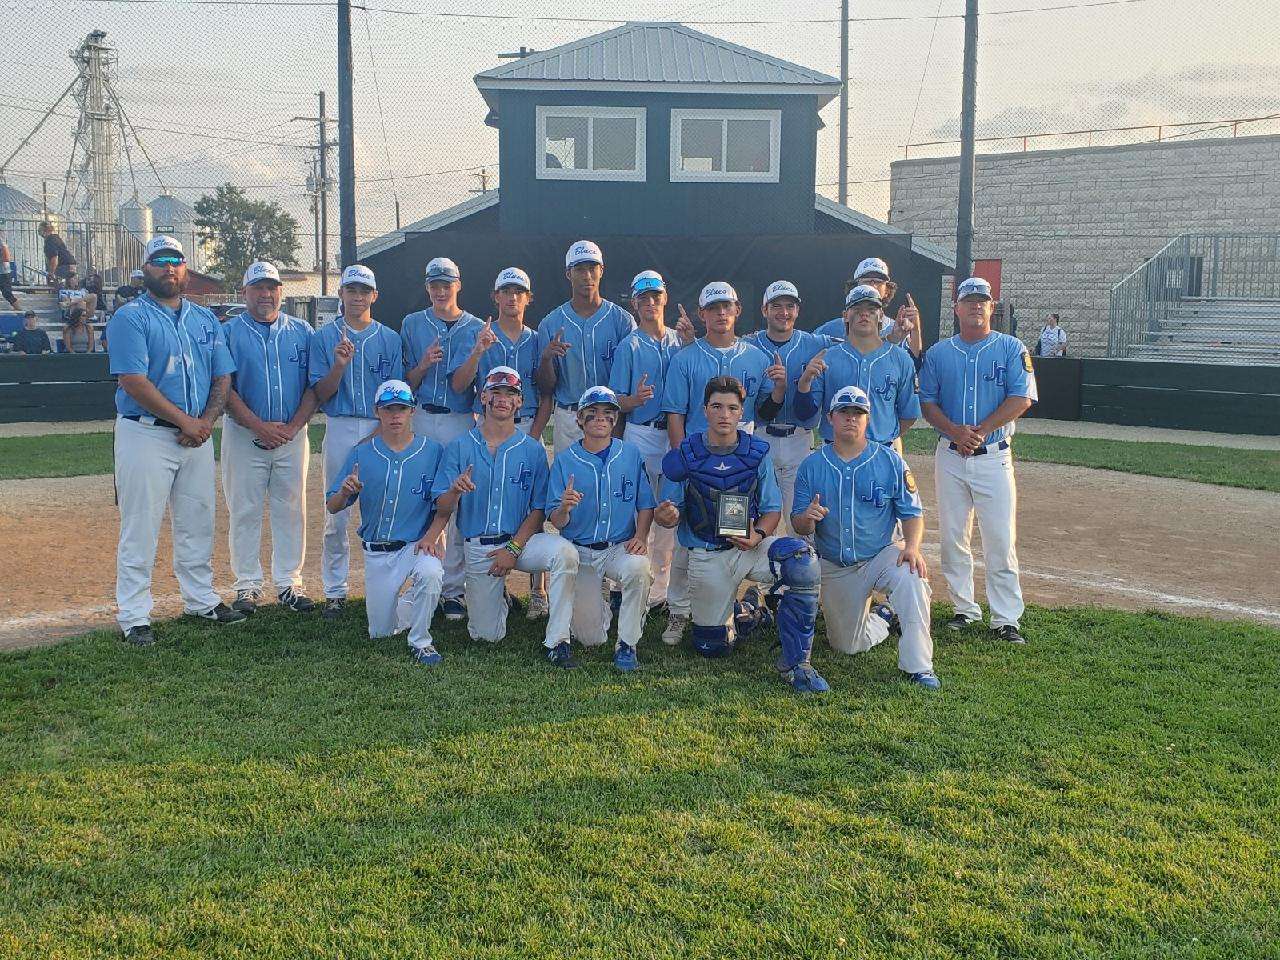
[512, 463, 533, 491]
[198, 324, 215, 346]
[288, 343, 307, 365]
[904, 469, 918, 495]
[1022, 351, 1033, 372]
[742, 375, 758, 397]
[614, 475, 635, 502]
[371, 355, 394, 380]
[873, 375, 897, 399]
[985, 362, 1007, 386]
[411, 474, 431, 501]
[859, 482, 888, 509]
[602, 339, 616, 367]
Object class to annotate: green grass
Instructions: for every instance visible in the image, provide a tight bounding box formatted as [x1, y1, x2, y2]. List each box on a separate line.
[1, 605, 1276, 958]
[902, 430, 1280, 492]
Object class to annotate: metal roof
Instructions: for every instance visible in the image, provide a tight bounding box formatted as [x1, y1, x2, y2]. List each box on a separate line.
[475, 22, 840, 107]
[0, 182, 43, 217]
[815, 195, 956, 269]
[149, 193, 196, 223]
[357, 191, 500, 260]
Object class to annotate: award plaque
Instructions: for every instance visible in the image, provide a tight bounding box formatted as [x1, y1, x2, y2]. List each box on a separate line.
[717, 493, 750, 538]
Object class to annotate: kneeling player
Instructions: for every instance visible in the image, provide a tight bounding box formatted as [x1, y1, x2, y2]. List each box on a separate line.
[547, 386, 655, 671]
[425, 367, 580, 667]
[325, 379, 445, 665]
[655, 375, 828, 694]
[791, 386, 940, 689]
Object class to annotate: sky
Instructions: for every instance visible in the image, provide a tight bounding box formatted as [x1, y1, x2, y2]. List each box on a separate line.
[1, 0, 1277, 266]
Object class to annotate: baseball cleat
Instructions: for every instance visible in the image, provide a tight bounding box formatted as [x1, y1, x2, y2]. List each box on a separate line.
[232, 589, 261, 616]
[321, 597, 346, 621]
[277, 587, 315, 613]
[526, 591, 550, 621]
[547, 641, 577, 669]
[906, 670, 942, 690]
[782, 663, 830, 694]
[191, 602, 247, 625]
[613, 643, 638, 672]
[123, 625, 154, 647]
[440, 597, 466, 621]
[661, 613, 689, 646]
[412, 645, 443, 666]
[944, 613, 979, 632]
[993, 624, 1027, 645]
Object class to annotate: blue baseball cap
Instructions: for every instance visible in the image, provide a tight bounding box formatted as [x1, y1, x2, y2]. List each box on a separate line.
[631, 270, 665, 296]
[425, 257, 460, 283]
[577, 385, 621, 411]
[375, 379, 415, 408]
[829, 385, 871, 413]
[956, 277, 993, 301]
[844, 284, 883, 309]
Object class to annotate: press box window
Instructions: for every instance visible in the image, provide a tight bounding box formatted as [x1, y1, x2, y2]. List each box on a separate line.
[536, 106, 647, 182]
[670, 109, 781, 183]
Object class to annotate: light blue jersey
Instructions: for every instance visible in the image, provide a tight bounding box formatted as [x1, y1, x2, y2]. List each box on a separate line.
[309, 320, 404, 419]
[107, 293, 236, 418]
[796, 341, 920, 444]
[918, 332, 1038, 445]
[432, 428, 550, 539]
[401, 308, 483, 412]
[327, 435, 444, 544]
[608, 326, 684, 426]
[547, 439, 656, 545]
[659, 447, 783, 551]
[457, 323, 541, 420]
[661, 338, 773, 434]
[744, 328, 835, 428]
[224, 312, 314, 423]
[536, 300, 636, 406]
[815, 316, 896, 341]
[792, 442, 923, 566]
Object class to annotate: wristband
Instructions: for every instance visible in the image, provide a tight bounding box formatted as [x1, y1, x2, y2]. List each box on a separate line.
[505, 540, 523, 558]
[754, 526, 769, 540]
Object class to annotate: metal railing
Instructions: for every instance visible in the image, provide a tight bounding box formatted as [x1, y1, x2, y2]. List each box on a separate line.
[4, 219, 146, 288]
[1108, 233, 1280, 362]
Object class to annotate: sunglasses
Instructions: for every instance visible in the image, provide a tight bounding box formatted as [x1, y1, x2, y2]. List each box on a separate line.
[485, 374, 521, 391]
[148, 255, 186, 267]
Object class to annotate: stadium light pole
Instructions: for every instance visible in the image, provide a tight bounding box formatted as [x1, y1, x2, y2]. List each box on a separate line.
[337, 0, 357, 269]
[954, 0, 979, 281]
[838, 0, 850, 205]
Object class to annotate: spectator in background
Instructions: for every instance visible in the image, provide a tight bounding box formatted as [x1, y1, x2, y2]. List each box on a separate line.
[12, 311, 52, 355]
[85, 270, 104, 301]
[63, 306, 96, 354]
[39, 221, 77, 287]
[0, 229, 18, 311]
[114, 269, 145, 310]
[58, 275, 97, 318]
[1037, 314, 1067, 357]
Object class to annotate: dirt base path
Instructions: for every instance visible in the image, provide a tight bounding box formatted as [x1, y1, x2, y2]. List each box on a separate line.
[2, 458, 1278, 652]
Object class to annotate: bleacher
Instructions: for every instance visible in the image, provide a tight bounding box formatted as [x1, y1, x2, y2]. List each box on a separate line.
[1129, 297, 1280, 365]
[0, 285, 108, 353]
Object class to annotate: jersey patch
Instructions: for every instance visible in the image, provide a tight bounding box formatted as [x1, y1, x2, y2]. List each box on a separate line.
[1022, 351, 1033, 372]
[904, 469, 918, 495]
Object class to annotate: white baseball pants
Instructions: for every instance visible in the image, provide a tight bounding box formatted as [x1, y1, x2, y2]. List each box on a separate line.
[114, 415, 221, 631]
[934, 438, 1024, 627]
[220, 418, 308, 594]
[362, 543, 444, 651]
[819, 545, 934, 674]
[410, 409, 474, 599]
[320, 415, 378, 599]
[569, 542, 652, 648]
[688, 537, 779, 636]
[623, 421, 675, 605]
[462, 532, 578, 646]
[552, 405, 583, 456]
[759, 427, 814, 534]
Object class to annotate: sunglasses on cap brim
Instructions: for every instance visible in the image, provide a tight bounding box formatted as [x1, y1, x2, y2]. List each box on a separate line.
[484, 374, 522, 391]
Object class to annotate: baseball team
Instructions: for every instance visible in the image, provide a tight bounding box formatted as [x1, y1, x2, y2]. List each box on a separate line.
[108, 232, 1038, 694]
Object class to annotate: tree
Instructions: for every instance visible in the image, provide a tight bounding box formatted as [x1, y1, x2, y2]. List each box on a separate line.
[194, 184, 300, 291]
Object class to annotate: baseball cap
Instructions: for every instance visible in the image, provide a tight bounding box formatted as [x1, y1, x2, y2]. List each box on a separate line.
[956, 276, 993, 301]
[374, 379, 415, 409]
[631, 270, 665, 296]
[853, 257, 891, 282]
[242, 261, 282, 287]
[144, 235, 184, 261]
[340, 264, 377, 289]
[829, 385, 872, 413]
[425, 257, 461, 283]
[577, 385, 621, 411]
[483, 365, 522, 392]
[494, 266, 531, 291]
[762, 280, 801, 306]
[844, 284, 884, 309]
[565, 240, 603, 269]
[129, 269, 144, 280]
[698, 281, 738, 309]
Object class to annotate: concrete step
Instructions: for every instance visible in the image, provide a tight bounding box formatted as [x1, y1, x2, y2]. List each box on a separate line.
[1147, 329, 1280, 345]
[1130, 344, 1280, 364]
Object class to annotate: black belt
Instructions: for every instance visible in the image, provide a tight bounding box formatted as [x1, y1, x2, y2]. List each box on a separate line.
[419, 403, 452, 414]
[556, 402, 579, 412]
[514, 415, 532, 424]
[364, 540, 407, 553]
[577, 539, 624, 551]
[123, 414, 178, 429]
[948, 439, 1009, 456]
[469, 533, 512, 546]
[634, 414, 668, 429]
[697, 542, 734, 553]
[765, 424, 797, 437]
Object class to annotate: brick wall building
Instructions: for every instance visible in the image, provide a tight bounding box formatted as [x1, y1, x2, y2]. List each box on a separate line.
[887, 134, 1280, 355]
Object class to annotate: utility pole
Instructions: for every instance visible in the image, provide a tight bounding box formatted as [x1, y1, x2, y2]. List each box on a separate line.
[293, 91, 335, 294]
[838, 0, 850, 205]
[954, 0, 979, 282]
[468, 168, 490, 195]
[337, 0, 357, 268]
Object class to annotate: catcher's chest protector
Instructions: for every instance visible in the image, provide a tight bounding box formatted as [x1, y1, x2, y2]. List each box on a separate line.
[676, 433, 769, 542]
